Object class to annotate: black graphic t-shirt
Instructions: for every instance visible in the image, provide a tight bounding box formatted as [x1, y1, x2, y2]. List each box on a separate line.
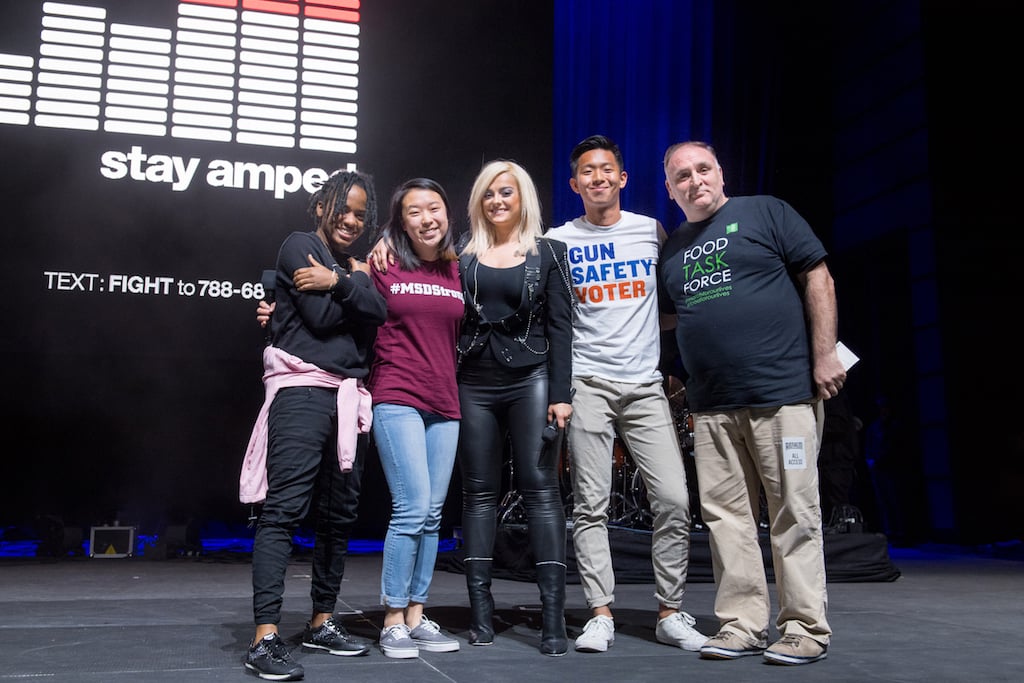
[659, 195, 826, 411]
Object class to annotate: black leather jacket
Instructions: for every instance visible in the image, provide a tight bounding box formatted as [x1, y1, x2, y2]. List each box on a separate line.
[457, 237, 574, 404]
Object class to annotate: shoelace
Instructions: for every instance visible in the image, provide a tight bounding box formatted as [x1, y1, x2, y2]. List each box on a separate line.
[384, 624, 410, 638]
[776, 634, 803, 646]
[674, 611, 697, 627]
[417, 617, 441, 634]
[263, 636, 291, 660]
[320, 618, 342, 635]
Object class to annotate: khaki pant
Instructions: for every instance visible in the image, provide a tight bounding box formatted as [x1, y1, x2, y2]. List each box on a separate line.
[568, 375, 693, 609]
[693, 403, 831, 648]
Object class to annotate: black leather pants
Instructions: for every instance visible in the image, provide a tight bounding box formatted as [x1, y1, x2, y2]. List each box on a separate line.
[457, 359, 566, 567]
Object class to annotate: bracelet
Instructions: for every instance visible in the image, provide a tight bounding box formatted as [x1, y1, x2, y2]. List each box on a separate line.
[329, 270, 339, 291]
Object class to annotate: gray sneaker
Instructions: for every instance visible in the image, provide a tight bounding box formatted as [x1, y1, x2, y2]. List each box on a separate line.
[379, 623, 419, 659]
[409, 615, 460, 652]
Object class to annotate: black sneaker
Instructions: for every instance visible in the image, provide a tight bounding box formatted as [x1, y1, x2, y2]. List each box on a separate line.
[245, 633, 304, 681]
[302, 616, 371, 656]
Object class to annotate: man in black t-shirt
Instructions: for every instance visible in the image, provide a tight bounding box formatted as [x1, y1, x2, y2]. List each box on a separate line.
[658, 141, 846, 667]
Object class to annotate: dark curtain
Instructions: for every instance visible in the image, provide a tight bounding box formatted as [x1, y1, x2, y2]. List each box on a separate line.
[552, 0, 714, 226]
[550, 0, 811, 231]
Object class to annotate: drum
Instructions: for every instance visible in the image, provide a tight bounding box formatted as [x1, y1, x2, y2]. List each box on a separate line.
[561, 434, 660, 526]
[612, 437, 628, 469]
[560, 435, 629, 476]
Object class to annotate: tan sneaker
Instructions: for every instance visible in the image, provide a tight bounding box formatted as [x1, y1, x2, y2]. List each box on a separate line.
[763, 633, 828, 665]
[698, 631, 765, 659]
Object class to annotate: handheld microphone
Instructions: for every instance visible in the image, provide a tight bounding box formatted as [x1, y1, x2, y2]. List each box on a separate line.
[260, 269, 276, 303]
[541, 420, 559, 444]
[539, 419, 562, 468]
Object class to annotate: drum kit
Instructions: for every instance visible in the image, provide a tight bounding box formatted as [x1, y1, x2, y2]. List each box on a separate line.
[498, 383, 700, 531]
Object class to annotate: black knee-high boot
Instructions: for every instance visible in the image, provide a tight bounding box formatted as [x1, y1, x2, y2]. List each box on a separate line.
[535, 562, 568, 656]
[465, 559, 495, 646]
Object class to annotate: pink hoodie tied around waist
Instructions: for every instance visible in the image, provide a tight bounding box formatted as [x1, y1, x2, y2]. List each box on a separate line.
[239, 345, 372, 504]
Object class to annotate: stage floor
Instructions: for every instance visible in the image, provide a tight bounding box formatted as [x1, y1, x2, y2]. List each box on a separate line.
[1, 540, 1022, 682]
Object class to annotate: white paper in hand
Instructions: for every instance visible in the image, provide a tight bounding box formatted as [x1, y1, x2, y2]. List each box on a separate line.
[836, 341, 859, 371]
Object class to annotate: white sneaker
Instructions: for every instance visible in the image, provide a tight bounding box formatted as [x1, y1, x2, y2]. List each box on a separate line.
[655, 611, 709, 651]
[574, 615, 614, 652]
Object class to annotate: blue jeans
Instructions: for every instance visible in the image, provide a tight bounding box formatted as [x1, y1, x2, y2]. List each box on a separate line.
[373, 403, 459, 608]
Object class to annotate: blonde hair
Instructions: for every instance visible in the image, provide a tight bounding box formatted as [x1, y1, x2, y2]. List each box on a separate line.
[462, 159, 544, 256]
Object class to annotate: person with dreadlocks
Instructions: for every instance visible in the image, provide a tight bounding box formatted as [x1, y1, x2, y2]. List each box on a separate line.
[268, 178, 465, 659]
[240, 169, 386, 681]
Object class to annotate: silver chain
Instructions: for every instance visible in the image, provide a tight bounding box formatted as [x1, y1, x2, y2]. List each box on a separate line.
[459, 238, 576, 361]
[513, 239, 576, 354]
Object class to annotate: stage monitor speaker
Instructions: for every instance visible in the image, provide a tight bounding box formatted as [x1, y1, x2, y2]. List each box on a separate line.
[89, 526, 135, 558]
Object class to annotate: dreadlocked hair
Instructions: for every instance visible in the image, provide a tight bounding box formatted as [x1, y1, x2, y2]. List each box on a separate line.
[307, 169, 378, 236]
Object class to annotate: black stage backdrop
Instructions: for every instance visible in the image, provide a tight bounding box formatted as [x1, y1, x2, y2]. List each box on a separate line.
[7, 0, 1021, 549]
[0, 0, 553, 537]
